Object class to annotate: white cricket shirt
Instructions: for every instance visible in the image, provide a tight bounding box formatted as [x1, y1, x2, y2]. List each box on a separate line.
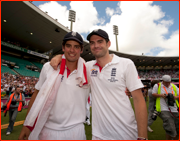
[35, 62, 90, 130]
[86, 54, 144, 140]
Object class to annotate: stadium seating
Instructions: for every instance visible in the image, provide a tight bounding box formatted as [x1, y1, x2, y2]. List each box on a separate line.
[31, 61, 43, 69]
[1, 65, 17, 75]
[14, 64, 39, 78]
[1, 54, 32, 66]
[1, 54, 40, 77]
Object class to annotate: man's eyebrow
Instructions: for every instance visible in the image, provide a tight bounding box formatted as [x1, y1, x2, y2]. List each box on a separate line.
[65, 43, 71, 46]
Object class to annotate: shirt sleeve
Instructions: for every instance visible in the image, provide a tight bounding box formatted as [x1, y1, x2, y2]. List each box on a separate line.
[125, 60, 144, 92]
[35, 62, 49, 90]
[152, 84, 158, 94]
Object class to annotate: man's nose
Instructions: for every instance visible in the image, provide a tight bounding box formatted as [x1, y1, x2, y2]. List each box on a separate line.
[70, 47, 75, 52]
[93, 42, 98, 48]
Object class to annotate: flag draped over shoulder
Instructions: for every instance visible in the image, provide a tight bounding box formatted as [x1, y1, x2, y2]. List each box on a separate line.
[24, 54, 88, 140]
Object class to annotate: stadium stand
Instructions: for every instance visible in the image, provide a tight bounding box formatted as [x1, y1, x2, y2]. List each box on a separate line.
[1, 72, 38, 97]
[1, 65, 17, 75]
[31, 61, 43, 69]
[1, 54, 40, 77]
[14, 65, 39, 78]
[138, 69, 179, 80]
[1, 54, 32, 66]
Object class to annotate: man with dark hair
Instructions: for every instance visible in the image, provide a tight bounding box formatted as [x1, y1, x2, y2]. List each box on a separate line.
[18, 31, 90, 140]
[152, 75, 179, 140]
[50, 29, 148, 140]
[4, 86, 25, 135]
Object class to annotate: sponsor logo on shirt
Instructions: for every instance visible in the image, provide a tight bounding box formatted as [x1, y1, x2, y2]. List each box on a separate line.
[108, 68, 118, 82]
[108, 77, 118, 82]
[91, 69, 98, 77]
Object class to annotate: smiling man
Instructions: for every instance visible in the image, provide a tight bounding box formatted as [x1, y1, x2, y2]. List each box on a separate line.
[50, 29, 148, 140]
[18, 31, 90, 140]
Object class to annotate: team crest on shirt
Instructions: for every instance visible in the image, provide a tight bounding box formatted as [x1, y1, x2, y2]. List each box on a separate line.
[108, 68, 118, 82]
[111, 68, 116, 76]
[91, 69, 98, 77]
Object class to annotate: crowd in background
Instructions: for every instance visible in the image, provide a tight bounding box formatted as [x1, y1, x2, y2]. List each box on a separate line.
[1, 69, 179, 97]
[1, 73, 38, 97]
[138, 69, 179, 80]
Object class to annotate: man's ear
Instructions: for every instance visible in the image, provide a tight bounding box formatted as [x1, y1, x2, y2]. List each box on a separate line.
[107, 41, 111, 48]
[80, 47, 84, 54]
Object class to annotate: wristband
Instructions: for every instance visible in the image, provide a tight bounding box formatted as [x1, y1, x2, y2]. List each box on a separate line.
[25, 126, 33, 131]
[137, 137, 147, 140]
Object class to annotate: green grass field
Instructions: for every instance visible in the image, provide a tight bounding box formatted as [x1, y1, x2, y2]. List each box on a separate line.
[1, 98, 166, 140]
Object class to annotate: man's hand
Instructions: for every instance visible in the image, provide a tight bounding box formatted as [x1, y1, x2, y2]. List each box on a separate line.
[174, 95, 179, 100]
[161, 93, 167, 99]
[125, 88, 131, 97]
[16, 99, 23, 102]
[18, 126, 31, 140]
[50, 54, 62, 70]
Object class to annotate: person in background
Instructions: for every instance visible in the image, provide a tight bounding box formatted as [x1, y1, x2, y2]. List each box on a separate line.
[4, 86, 25, 135]
[152, 75, 179, 140]
[147, 80, 160, 132]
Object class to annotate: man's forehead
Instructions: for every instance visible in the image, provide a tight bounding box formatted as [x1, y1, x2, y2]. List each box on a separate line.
[89, 35, 104, 41]
[65, 40, 81, 45]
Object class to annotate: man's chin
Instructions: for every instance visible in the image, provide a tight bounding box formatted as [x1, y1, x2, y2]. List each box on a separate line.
[93, 53, 103, 58]
[66, 58, 78, 62]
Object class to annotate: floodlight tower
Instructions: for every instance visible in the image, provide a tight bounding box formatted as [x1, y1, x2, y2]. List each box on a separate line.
[113, 25, 119, 51]
[68, 10, 76, 31]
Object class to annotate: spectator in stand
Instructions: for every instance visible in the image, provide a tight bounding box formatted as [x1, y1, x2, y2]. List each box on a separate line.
[138, 69, 179, 80]
[1, 73, 38, 98]
[1, 85, 5, 93]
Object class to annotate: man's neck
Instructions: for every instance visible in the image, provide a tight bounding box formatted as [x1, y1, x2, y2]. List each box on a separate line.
[66, 61, 78, 73]
[96, 53, 113, 68]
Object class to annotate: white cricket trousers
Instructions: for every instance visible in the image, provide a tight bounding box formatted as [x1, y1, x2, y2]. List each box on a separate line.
[39, 123, 86, 140]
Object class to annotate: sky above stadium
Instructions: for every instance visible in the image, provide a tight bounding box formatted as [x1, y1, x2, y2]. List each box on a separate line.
[32, 1, 179, 57]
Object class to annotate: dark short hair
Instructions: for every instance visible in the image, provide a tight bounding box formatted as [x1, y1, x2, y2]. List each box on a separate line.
[151, 80, 160, 88]
[105, 38, 109, 43]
